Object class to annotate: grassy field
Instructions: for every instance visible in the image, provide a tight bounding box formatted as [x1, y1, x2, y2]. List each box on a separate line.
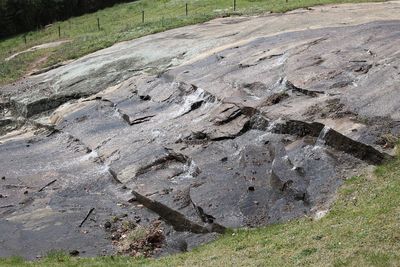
[0, 0, 383, 85]
[1, 149, 399, 266]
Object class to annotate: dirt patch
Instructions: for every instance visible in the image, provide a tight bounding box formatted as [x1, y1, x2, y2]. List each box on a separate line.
[376, 133, 398, 149]
[264, 92, 290, 106]
[5, 40, 71, 62]
[110, 219, 165, 257]
[26, 55, 49, 76]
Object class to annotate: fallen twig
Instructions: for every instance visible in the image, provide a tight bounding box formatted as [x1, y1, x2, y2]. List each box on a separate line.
[79, 208, 95, 227]
[38, 179, 57, 192]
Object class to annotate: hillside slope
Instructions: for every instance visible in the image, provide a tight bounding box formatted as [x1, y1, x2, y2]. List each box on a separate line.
[0, 1, 399, 265]
[0, 0, 387, 85]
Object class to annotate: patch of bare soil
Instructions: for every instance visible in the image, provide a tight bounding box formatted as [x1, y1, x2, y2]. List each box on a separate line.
[26, 55, 49, 77]
[5, 40, 70, 62]
[109, 219, 165, 257]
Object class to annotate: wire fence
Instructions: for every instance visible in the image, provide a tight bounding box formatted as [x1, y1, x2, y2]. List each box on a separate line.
[18, 0, 299, 46]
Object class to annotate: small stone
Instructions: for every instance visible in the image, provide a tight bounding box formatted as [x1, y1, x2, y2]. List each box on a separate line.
[248, 186, 255, 192]
[24, 191, 28, 195]
[1, 176, 5, 180]
[134, 215, 141, 223]
[220, 157, 228, 162]
[104, 221, 112, 229]
[69, 250, 79, 257]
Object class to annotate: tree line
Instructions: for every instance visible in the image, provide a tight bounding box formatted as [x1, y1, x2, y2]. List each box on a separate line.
[0, 0, 134, 39]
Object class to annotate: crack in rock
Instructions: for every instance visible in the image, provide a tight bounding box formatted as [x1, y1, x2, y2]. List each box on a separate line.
[132, 150, 192, 180]
[284, 80, 324, 97]
[129, 115, 156, 125]
[270, 144, 309, 203]
[214, 107, 243, 125]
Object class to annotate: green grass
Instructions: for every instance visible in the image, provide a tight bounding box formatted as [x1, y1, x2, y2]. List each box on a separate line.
[0, 0, 383, 85]
[2, 150, 400, 266]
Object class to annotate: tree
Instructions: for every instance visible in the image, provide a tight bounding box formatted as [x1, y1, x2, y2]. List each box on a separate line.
[0, 0, 134, 39]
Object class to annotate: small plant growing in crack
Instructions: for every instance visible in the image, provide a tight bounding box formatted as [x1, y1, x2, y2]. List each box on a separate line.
[112, 220, 165, 257]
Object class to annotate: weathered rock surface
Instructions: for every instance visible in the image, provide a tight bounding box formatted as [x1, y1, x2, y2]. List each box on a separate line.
[0, 1, 400, 259]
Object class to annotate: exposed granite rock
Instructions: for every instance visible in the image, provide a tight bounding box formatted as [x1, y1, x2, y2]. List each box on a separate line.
[0, 3, 399, 259]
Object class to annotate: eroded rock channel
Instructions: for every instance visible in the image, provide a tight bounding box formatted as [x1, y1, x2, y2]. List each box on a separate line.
[1, 2, 400, 259]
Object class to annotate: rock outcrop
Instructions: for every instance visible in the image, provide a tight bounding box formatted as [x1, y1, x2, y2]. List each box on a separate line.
[1, 2, 399, 259]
